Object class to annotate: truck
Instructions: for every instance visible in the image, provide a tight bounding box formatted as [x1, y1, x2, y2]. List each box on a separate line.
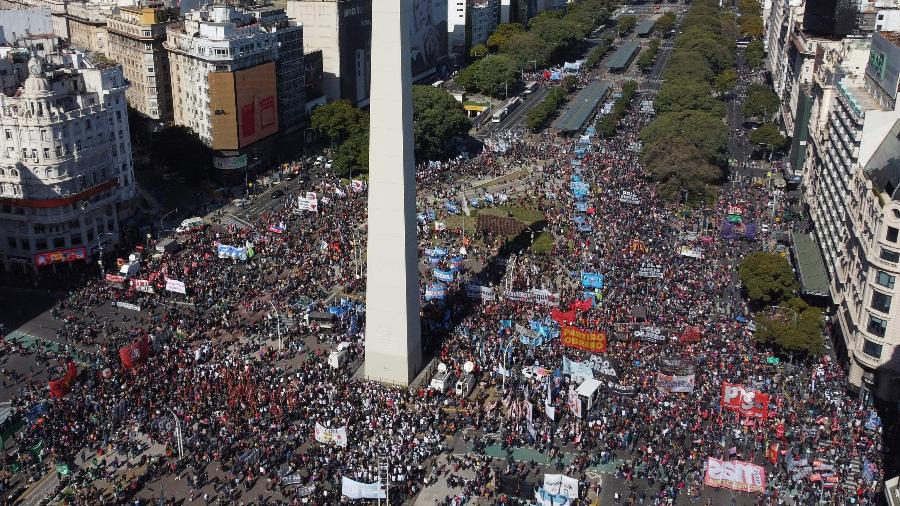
[455, 374, 475, 397]
[523, 81, 538, 95]
[155, 238, 181, 254]
[429, 370, 452, 393]
[328, 349, 348, 369]
[176, 217, 204, 234]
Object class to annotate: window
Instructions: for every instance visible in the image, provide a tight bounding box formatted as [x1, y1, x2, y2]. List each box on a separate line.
[35, 238, 47, 250]
[876, 270, 896, 289]
[52, 237, 64, 248]
[888, 226, 899, 243]
[862, 339, 883, 359]
[43, 147, 50, 159]
[6, 237, 15, 249]
[872, 291, 892, 313]
[880, 248, 899, 263]
[867, 314, 888, 337]
[3, 130, 10, 139]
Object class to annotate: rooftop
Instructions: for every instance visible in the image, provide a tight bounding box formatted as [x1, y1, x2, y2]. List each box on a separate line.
[635, 19, 655, 36]
[864, 119, 900, 200]
[606, 40, 640, 70]
[792, 232, 831, 297]
[879, 30, 900, 47]
[552, 80, 611, 133]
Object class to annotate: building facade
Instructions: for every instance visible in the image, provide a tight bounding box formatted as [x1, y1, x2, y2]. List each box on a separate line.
[0, 53, 135, 272]
[106, 3, 178, 123]
[448, 0, 498, 61]
[165, 4, 280, 159]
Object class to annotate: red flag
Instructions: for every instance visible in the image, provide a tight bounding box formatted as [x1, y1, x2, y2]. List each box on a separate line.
[551, 308, 576, 324]
[119, 336, 151, 369]
[680, 325, 702, 343]
[48, 361, 77, 398]
[570, 298, 592, 312]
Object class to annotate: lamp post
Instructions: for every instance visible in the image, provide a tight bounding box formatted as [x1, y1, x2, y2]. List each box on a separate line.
[500, 333, 519, 392]
[159, 208, 177, 235]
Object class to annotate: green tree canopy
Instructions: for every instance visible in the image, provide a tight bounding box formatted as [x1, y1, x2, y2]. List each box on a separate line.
[411, 86, 471, 161]
[470, 43, 489, 59]
[742, 83, 780, 121]
[654, 78, 725, 116]
[640, 110, 729, 162]
[754, 297, 825, 355]
[486, 23, 525, 52]
[713, 69, 738, 95]
[745, 39, 765, 68]
[641, 137, 721, 202]
[739, 252, 799, 308]
[656, 12, 676, 34]
[456, 54, 518, 97]
[311, 100, 367, 145]
[664, 50, 714, 82]
[750, 122, 787, 152]
[617, 15, 637, 34]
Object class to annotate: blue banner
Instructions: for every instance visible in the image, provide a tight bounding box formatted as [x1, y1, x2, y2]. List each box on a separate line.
[520, 334, 544, 346]
[445, 201, 460, 214]
[433, 268, 455, 283]
[425, 283, 447, 301]
[449, 256, 464, 272]
[575, 201, 589, 212]
[328, 305, 350, 317]
[529, 320, 558, 338]
[581, 272, 604, 289]
[425, 247, 448, 258]
[501, 320, 513, 329]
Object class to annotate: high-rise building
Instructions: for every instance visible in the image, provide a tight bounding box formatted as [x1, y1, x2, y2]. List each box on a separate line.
[106, 2, 178, 124]
[448, 0, 499, 62]
[165, 4, 281, 166]
[0, 52, 135, 272]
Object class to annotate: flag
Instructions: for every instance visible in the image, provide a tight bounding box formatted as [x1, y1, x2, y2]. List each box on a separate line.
[48, 361, 77, 398]
[550, 308, 576, 324]
[570, 298, 592, 312]
[119, 336, 151, 369]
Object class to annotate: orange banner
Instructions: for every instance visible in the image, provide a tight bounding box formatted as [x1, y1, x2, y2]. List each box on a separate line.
[561, 326, 607, 353]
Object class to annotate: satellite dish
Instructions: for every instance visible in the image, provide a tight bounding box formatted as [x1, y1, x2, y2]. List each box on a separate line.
[128, 253, 138, 262]
[437, 362, 447, 373]
[337, 342, 350, 351]
[463, 361, 474, 373]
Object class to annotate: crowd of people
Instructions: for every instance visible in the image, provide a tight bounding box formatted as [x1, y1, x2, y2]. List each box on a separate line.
[0, 79, 885, 506]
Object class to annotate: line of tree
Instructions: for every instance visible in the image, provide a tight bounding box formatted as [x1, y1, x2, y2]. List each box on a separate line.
[639, 0, 733, 204]
[460, 0, 614, 97]
[738, 0, 765, 68]
[585, 36, 614, 68]
[595, 81, 637, 137]
[310, 86, 471, 176]
[525, 76, 578, 131]
[637, 38, 661, 72]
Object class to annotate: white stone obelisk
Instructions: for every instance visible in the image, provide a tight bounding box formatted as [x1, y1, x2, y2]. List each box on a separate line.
[364, 0, 422, 385]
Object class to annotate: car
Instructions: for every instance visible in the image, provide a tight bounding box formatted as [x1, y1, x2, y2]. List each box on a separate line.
[231, 198, 249, 207]
[271, 189, 285, 199]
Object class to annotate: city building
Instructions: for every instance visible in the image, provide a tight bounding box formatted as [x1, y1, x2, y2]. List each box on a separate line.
[448, 0, 499, 62]
[165, 3, 281, 167]
[0, 8, 54, 44]
[105, 2, 178, 124]
[0, 52, 136, 273]
[63, 0, 116, 54]
[287, 0, 446, 106]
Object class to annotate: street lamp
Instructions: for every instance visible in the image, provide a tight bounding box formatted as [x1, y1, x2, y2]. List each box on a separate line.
[499, 333, 519, 392]
[159, 208, 177, 235]
[166, 407, 184, 460]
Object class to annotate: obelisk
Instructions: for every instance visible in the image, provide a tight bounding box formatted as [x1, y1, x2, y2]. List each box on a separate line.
[364, 0, 422, 385]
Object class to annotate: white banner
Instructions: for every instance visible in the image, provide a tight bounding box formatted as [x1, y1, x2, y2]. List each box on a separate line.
[656, 372, 696, 393]
[679, 245, 703, 258]
[562, 356, 594, 380]
[637, 263, 663, 278]
[503, 288, 560, 306]
[165, 278, 186, 294]
[465, 284, 496, 301]
[113, 301, 141, 312]
[341, 477, 386, 499]
[544, 474, 579, 499]
[130, 279, 154, 293]
[297, 197, 318, 212]
[314, 423, 348, 447]
[619, 190, 641, 205]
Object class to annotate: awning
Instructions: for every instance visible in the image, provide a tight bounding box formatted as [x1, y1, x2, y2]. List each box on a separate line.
[791, 232, 831, 297]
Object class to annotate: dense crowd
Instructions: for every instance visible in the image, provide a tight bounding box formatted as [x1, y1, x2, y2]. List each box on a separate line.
[0, 86, 884, 506]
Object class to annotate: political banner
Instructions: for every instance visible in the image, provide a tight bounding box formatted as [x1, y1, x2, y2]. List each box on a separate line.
[561, 326, 607, 353]
[465, 284, 495, 301]
[655, 372, 696, 393]
[130, 278, 154, 294]
[448, 256, 464, 271]
[562, 356, 594, 380]
[570, 298, 592, 311]
[550, 308, 576, 325]
[314, 423, 348, 447]
[575, 201, 589, 212]
[112, 301, 141, 312]
[721, 382, 770, 418]
[341, 477, 385, 499]
[704, 457, 766, 493]
[504, 289, 560, 306]
[544, 474, 579, 499]
[529, 320, 557, 339]
[680, 325, 702, 343]
[297, 197, 318, 212]
[165, 278, 186, 294]
[587, 355, 619, 378]
[268, 222, 286, 234]
[217, 244, 249, 261]
[633, 326, 667, 343]
[603, 379, 637, 396]
[425, 247, 448, 258]
[535, 487, 571, 506]
[445, 201, 460, 214]
[119, 336, 150, 369]
[637, 263, 663, 278]
[679, 245, 703, 258]
[48, 361, 77, 398]
[580, 272, 604, 289]
[433, 268, 454, 283]
[350, 179, 365, 193]
[425, 283, 447, 301]
[619, 190, 641, 205]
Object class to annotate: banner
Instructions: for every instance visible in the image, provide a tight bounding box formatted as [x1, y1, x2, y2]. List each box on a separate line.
[105, 273, 125, 284]
[544, 474, 579, 499]
[535, 487, 571, 506]
[704, 457, 766, 493]
[216, 244, 249, 261]
[570, 298, 592, 312]
[314, 423, 348, 447]
[633, 326, 666, 343]
[550, 308, 576, 325]
[680, 325, 702, 343]
[637, 263, 663, 278]
[619, 190, 641, 205]
[679, 245, 703, 258]
[119, 336, 150, 369]
[48, 361, 77, 398]
[350, 179, 365, 193]
[587, 355, 619, 378]
[465, 284, 495, 301]
[112, 301, 141, 312]
[433, 268, 454, 283]
[425, 283, 447, 301]
[603, 379, 637, 396]
[580, 272, 604, 289]
[297, 195, 318, 212]
[561, 326, 606, 353]
[721, 382, 770, 418]
[656, 372, 696, 393]
[341, 477, 385, 499]
[165, 278, 186, 294]
[425, 247, 448, 258]
[562, 357, 594, 380]
[130, 278, 154, 294]
[504, 289, 560, 306]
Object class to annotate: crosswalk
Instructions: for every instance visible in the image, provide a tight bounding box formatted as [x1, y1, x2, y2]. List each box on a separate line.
[218, 213, 252, 229]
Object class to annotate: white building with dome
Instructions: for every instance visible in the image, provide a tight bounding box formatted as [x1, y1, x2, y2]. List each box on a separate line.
[0, 52, 135, 272]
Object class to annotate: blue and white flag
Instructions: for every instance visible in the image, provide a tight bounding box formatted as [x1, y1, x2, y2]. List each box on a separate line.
[425, 247, 448, 258]
[449, 256, 464, 271]
[433, 268, 455, 283]
[575, 201, 588, 212]
[425, 283, 447, 301]
[562, 356, 594, 380]
[445, 201, 460, 214]
[581, 272, 604, 289]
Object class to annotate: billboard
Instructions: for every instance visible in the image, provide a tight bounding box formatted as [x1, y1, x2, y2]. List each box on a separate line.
[410, 0, 447, 80]
[235, 62, 278, 148]
[338, 0, 372, 105]
[866, 32, 900, 100]
[34, 246, 87, 267]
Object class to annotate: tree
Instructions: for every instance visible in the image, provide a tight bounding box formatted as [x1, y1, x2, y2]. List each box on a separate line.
[641, 137, 721, 202]
[656, 12, 676, 34]
[745, 39, 764, 68]
[150, 126, 213, 182]
[713, 69, 737, 95]
[739, 252, 798, 309]
[740, 15, 764, 39]
[750, 122, 787, 153]
[311, 100, 367, 145]
[664, 50, 714, 83]
[754, 297, 825, 355]
[654, 78, 724, 116]
[470, 44, 489, 59]
[486, 23, 525, 53]
[412, 86, 471, 161]
[742, 83, 780, 121]
[617, 15, 637, 34]
[640, 110, 729, 162]
[456, 54, 518, 97]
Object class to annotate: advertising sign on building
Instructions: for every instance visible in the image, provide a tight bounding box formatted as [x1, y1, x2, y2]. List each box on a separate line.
[34, 246, 87, 267]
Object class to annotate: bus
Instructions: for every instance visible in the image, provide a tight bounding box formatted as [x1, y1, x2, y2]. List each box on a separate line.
[523, 81, 538, 95]
[506, 96, 523, 111]
[491, 107, 509, 123]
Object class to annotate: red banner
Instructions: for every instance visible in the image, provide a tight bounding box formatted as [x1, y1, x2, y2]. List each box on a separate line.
[721, 382, 769, 418]
[561, 326, 607, 353]
[119, 336, 150, 369]
[570, 298, 592, 312]
[551, 308, 576, 324]
[48, 361, 77, 398]
[680, 325, 702, 343]
[704, 457, 766, 493]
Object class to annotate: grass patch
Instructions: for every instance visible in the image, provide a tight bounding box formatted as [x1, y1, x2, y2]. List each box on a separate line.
[478, 205, 544, 225]
[531, 231, 554, 254]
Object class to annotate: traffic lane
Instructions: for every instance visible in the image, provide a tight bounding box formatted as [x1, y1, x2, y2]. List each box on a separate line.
[0, 287, 64, 337]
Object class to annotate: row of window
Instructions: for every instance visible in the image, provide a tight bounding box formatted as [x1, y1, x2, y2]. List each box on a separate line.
[5, 220, 114, 252]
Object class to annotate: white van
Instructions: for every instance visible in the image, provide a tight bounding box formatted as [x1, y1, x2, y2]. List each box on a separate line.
[455, 374, 475, 398]
[176, 217, 204, 233]
[328, 349, 348, 369]
[429, 371, 452, 393]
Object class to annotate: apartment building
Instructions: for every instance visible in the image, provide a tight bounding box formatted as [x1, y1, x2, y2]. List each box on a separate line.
[448, 0, 499, 62]
[106, 3, 178, 123]
[0, 52, 135, 272]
